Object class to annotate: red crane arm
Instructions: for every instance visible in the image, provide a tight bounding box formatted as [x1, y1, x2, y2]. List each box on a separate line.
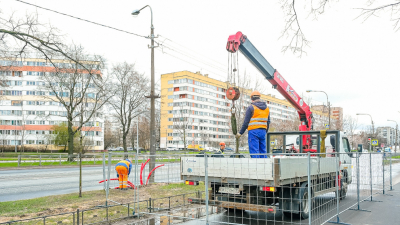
[227, 31, 313, 147]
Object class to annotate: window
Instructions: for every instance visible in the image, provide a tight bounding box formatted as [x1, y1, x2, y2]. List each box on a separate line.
[86, 93, 95, 98]
[342, 138, 350, 153]
[11, 100, 22, 106]
[36, 111, 45, 116]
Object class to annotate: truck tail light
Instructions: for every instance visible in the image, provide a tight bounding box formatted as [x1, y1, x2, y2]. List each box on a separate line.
[185, 180, 198, 186]
[260, 186, 275, 192]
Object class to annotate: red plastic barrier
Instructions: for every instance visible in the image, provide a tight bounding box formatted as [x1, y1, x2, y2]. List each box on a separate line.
[146, 164, 165, 185]
[99, 178, 119, 184]
[140, 163, 143, 185]
[140, 159, 150, 185]
[127, 181, 135, 189]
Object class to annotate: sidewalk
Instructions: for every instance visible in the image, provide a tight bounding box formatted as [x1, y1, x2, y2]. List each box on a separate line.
[338, 182, 400, 225]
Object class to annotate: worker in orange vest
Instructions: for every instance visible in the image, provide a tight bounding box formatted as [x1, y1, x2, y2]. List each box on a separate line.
[218, 142, 226, 154]
[236, 91, 270, 158]
[115, 159, 132, 190]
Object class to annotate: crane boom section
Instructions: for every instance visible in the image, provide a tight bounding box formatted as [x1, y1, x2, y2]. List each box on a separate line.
[227, 31, 312, 131]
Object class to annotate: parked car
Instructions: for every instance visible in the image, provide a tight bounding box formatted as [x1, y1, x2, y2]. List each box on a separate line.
[239, 147, 248, 151]
[115, 147, 123, 151]
[127, 147, 133, 151]
[206, 147, 219, 152]
[224, 147, 233, 151]
[166, 147, 178, 151]
[107, 148, 115, 151]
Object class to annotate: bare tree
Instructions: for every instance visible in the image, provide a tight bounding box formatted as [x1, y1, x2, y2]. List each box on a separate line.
[279, 1, 400, 56]
[343, 115, 359, 149]
[109, 63, 148, 156]
[0, 11, 112, 159]
[103, 118, 116, 150]
[138, 115, 151, 150]
[173, 102, 194, 151]
[280, 0, 310, 56]
[36, 48, 111, 160]
[357, 1, 400, 31]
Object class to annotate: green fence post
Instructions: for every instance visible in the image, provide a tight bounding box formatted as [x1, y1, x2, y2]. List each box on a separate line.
[76, 209, 79, 225]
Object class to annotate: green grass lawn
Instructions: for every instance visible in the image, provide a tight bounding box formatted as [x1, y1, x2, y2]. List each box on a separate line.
[0, 158, 182, 167]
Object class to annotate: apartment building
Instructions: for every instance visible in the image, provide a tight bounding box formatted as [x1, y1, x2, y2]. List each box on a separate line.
[160, 71, 297, 149]
[310, 105, 342, 130]
[377, 126, 398, 146]
[0, 58, 104, 151]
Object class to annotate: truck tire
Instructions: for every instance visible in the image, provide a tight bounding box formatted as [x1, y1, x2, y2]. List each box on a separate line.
[297, 182, 310, 220]
[336, 179, 347, 200]
[281, 182, 311, 220]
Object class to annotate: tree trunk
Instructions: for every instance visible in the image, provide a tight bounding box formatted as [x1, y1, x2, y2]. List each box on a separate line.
[79, 136, 83, 197]
[67, 124, 74, 161]
[183, 129, 186, 151]
[122, 132, 128, 159]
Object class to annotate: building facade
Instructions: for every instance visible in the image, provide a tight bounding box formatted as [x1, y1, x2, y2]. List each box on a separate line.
[377, 126, 398, 146]
[160, 71, 297, 149]
[310, 105, 342, 130]
[0, 58, 104, 151]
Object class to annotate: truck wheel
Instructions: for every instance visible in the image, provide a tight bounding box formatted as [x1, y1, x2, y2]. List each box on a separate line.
[298, 182, 310, 220]
[281, 182, 311, 220]
[336, 179, 347, 200]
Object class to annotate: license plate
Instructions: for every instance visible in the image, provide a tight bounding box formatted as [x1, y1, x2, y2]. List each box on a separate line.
[219, 187, 240, 195]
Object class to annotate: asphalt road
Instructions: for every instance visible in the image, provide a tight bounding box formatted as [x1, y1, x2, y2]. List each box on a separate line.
[0, 163, 182, 202]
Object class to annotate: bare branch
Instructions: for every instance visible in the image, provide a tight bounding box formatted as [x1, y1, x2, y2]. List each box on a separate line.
[280, 0, 310, 57]
[355, 1, 400, 31]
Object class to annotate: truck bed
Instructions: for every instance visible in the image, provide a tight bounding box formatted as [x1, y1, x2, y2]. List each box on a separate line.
[181, 156, 337, 186]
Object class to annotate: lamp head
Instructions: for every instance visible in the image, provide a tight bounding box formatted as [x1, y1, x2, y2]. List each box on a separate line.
[131, 10, 141, 16]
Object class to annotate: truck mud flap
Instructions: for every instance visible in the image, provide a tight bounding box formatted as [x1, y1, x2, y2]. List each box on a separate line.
[188, 198, 276, 213]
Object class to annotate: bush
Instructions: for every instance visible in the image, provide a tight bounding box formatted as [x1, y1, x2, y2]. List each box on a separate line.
[0, 145, 57, 153]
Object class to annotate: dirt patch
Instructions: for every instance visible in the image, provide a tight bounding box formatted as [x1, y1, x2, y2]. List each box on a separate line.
[0, 183, 204, 223]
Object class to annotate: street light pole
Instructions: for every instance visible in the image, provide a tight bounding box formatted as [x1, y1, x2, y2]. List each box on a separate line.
[388, 120, 398, 153]
[132, 5, 158, 183]
[306, 90, 330, 129]
[356, 113, 374, 151]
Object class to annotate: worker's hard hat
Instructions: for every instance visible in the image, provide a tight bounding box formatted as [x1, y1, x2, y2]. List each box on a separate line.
[219, 142, 226, 146]
[250, 90, 261, 97]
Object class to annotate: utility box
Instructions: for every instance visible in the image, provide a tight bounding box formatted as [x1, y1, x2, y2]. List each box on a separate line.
[358, 144, 363, 152]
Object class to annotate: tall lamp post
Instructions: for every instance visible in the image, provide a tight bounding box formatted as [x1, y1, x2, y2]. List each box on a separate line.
[306, 90, 330, 129]
[132, 5, 158, 183]
[388, 120, 398, 153]
[356, 113, 374, 151]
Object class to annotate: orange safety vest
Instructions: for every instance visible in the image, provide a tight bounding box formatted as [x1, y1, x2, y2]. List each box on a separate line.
[248, 105, 270, 130]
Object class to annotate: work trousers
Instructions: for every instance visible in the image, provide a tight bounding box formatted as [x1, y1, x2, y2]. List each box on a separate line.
[248, 129, 267, 158]
[115, 165, 128, 188]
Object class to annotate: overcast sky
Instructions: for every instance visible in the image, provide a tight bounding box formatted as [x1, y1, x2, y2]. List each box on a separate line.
[2, 0, 400, 129]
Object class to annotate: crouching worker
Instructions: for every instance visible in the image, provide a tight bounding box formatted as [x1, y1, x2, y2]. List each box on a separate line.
[236, 91, 270, 158]
[211, 142, 225, 158]
[115, 159, 132, 190]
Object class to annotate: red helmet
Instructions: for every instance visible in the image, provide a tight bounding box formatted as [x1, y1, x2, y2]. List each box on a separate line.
[219, 142, 226, 146]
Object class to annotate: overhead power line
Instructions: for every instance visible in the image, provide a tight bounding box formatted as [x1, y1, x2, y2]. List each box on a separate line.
[14, 0, 147, 38]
